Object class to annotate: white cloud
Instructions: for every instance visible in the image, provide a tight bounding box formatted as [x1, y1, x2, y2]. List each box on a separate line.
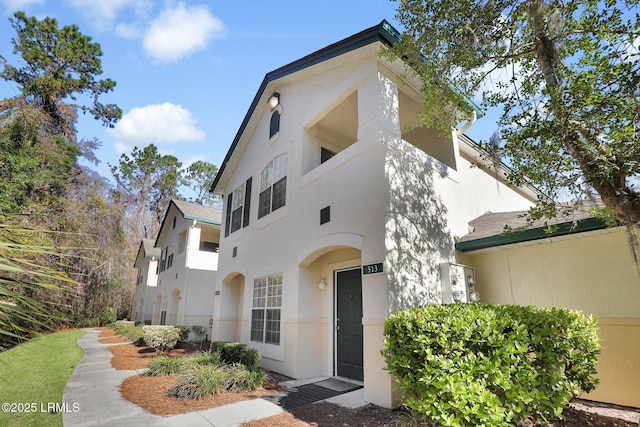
[1, 0, 43, 11]
[108, 103, 206, 148]
[64, 0, 152, 31]
[142, 2, 225, 63]
[114, 21, 142, 39]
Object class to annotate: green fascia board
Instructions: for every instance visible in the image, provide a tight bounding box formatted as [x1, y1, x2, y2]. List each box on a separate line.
[455, 217, 608, 253]
[210, 19, 482, 193]
[183, 215, 221, 226]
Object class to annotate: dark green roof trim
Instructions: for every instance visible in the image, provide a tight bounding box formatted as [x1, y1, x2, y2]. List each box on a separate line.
[455, 217, 608, 253]
[182, 215, 221, 226]
[211, 19, 482, 193]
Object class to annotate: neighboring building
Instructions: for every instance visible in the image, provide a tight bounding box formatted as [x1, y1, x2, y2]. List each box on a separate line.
[133, 238, 160, 324]
[209, 20, 536, 408]
[457, 208, 640, 408]
[151, 199, 222, 341]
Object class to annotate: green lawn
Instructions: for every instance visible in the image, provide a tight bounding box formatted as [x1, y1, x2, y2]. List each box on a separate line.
[0, 329, 85, 427]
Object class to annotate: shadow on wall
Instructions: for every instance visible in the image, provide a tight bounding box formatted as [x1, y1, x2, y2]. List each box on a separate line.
[385, 141, 453, 311]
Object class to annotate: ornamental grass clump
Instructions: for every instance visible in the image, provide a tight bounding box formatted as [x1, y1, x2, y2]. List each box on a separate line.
[168, 363, 267, 399]
[142, 325, 181, 354]
[382, 303, 600, 426]
[145, 355, 187, 376]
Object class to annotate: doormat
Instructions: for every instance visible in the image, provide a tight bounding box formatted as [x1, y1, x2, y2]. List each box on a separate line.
[262, 380, 363, 410]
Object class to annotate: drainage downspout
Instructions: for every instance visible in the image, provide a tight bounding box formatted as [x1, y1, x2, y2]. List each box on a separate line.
[180, 219, 197, 326]
[456, 110, 477, 136]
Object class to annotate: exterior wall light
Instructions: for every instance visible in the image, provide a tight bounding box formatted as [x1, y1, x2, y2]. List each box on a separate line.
[318, 278, 327, 290]
[268, 92, 280, 110]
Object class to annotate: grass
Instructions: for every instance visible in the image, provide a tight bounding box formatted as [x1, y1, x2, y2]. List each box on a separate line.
[0, 329, 85, 427]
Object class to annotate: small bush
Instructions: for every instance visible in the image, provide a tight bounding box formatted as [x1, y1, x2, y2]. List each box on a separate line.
[142, 325, 181, 353]
[224, 363, 267, 392]
[175, 325, 191, 341]
[210, 342, 261, 369]
[186, 351, 222, 368]
[114, 320, 135, 329]
[382, 303, 600, 426]
[145, 356, 187, 376]
[190, 325, 207, 342]
[168, 363, 267, 399]
[169, 365, 227, 399]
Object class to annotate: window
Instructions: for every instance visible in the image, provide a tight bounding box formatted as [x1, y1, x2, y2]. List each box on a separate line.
[159, 247, 168, 272]
[200, 241, 219, 252]
[269, 110, 280, 138]
[251, 274, 282, 345]
[258, 154, 288, 219]
[225, 178, 252, 236]
[321, 146, 336, 164]
[178, 230, 187, 253]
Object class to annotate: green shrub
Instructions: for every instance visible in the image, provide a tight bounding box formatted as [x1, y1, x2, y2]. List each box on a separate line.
[175, 325, 191, 341]
[169, 365, 227, 399]
[114, 319, 135, 329]
[113, 325, 145, 346]
[210, 342, 261, 369]
[190, 325, 207, 342]
[145, 356, 187, 376]
[168, 363, 268, 399]
[382, 303, 600, 426]
[146, 351, 222, 376]
[142, 325, 181, 353]
[224, 363, 268, 392]
[186, 350, 222, 367]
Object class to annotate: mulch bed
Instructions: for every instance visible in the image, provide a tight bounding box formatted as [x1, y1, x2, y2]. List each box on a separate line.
[120, 374, 277, 416]
[98, 328, 638, 426]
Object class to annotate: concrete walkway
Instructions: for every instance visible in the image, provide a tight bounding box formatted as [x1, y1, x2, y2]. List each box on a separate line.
[62, 328, 366, 427]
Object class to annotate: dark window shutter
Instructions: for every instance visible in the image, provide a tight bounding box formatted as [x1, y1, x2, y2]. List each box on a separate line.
[243, 177, 252, 228]
[225, 192, 232, 237]
[269, 111, 280, 138]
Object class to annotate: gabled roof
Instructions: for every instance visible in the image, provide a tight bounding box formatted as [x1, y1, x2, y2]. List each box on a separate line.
[210, 19, 482, 194]
[134, 238, 160, 268]
[172, 199, 222, 224]
[155, 199, 222, 247]
[455, 202, 608, 252]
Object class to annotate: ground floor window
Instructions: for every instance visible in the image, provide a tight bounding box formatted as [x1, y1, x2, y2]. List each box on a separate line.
[250, 273, 282, 344]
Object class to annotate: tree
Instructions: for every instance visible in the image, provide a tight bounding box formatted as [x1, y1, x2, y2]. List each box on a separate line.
[0, 11, 121, 162]
[110, 144, 182, 242]
[390, 0, 640, 226]
[183, 160, 219, 206]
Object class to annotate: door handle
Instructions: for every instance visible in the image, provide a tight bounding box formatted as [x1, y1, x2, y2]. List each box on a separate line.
[335, 326, 340, 331]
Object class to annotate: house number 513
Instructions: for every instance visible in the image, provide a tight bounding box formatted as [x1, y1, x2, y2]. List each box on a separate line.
[362, 262, 383, 275]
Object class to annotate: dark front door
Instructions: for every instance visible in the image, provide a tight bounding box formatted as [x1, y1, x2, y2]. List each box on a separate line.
[336, 268, 363, 381]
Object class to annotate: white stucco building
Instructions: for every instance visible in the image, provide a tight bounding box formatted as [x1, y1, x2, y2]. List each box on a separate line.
[151, 199, 222, 341]
[210, 20, 537, 408]
[133, 238, 160, 324]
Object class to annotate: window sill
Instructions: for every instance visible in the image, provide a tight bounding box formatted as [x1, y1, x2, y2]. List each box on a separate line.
[255, 205, 289, 231]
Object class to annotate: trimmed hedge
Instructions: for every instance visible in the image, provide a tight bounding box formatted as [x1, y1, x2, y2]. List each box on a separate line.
[382, 303, 600, 426]
[210, 342, 261, 369]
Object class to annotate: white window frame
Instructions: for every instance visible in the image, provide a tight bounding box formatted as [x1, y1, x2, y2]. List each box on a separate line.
[250, 273, 282, 345]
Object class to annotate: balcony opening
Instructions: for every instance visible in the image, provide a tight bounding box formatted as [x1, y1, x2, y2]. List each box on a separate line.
[398, 88, 457, 171]
[303, 90, 358, 174]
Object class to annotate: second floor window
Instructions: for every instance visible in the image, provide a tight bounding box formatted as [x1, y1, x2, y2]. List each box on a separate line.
[258, 153, 288, 219]
[225, 177, 252, 236]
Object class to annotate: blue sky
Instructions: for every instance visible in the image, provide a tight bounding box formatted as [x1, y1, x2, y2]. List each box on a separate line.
[0, 0, 494, 184]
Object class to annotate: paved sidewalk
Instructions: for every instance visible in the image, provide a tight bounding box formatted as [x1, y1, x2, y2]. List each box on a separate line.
[62, 328, 366, 427]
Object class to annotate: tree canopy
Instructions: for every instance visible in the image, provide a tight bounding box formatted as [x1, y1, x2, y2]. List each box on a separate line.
[391, 0, 640, 225]
[0, 11, 121, 162]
